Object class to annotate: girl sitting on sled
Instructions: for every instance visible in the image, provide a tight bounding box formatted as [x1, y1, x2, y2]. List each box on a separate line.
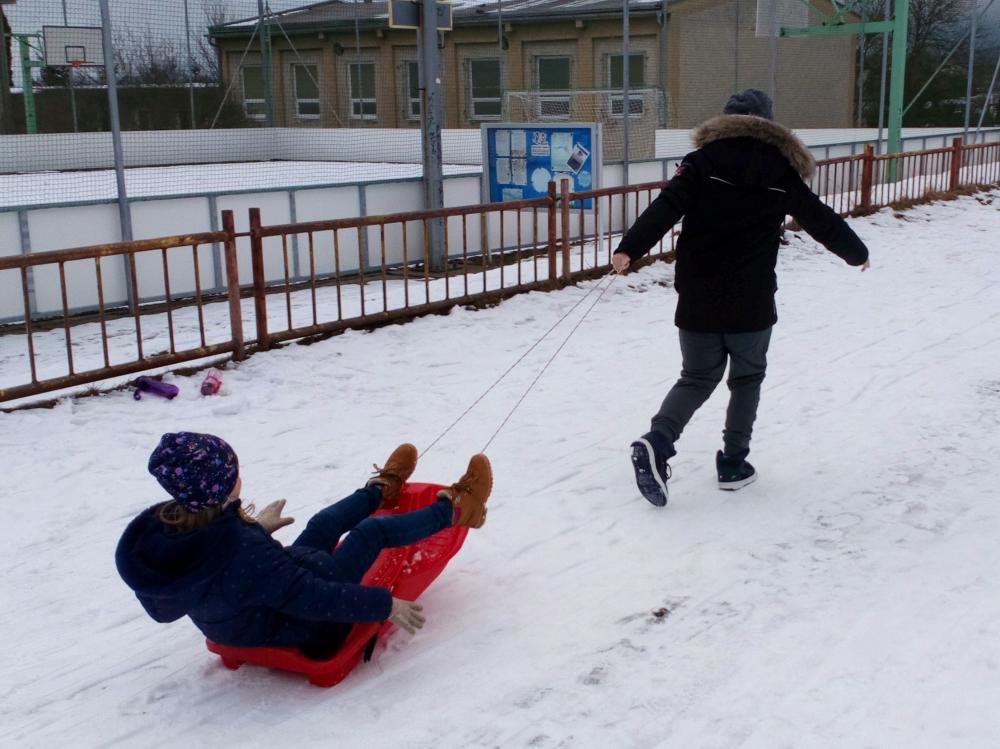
[116, 433, 491, 659]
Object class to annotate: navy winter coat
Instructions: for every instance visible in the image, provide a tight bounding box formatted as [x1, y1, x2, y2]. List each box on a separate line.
[616, 114, 869, 333]
[115, 502, 392, 649]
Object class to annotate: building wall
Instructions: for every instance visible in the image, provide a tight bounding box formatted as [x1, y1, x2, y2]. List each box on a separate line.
[217, 0, 855, 134]
[669, 0, 856, 128]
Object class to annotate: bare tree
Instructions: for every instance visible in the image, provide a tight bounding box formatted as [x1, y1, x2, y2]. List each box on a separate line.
[114, 28, 187, 86]
[195, 1, 229, 83]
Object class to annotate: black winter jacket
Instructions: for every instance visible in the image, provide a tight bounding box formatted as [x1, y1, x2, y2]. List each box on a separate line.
[616, 115, 869, 333]
[115, 501, 392, 649]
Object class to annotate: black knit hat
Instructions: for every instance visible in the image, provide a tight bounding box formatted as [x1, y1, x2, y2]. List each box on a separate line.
[724, 89, 774, 121]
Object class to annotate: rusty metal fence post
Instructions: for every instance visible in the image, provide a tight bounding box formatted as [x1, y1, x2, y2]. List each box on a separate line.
[949, 137, 964, 191]
[248, 207, 271, 351]
[547, 181, 558, 288]
[859, 144, 875, 212]
[221, 210, 246, 362]
[560, 178, 572, 281]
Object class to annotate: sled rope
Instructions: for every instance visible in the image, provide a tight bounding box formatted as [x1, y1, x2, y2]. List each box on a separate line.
[420, 270, 620, 458]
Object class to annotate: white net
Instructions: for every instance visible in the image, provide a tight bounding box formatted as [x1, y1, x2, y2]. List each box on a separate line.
[502, 88, 666, 162]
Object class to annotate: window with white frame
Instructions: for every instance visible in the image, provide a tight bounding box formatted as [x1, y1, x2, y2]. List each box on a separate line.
[609, 54, 645, 116]
[469, 59, 501, 119]
[536, 56, 571, 118]
[349, 62, 376, 120]
[407, 61, 421, 119]
[241, 65, 266, 120]
[294, 64, 320, 119]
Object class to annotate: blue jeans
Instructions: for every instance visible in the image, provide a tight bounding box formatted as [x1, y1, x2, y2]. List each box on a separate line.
[289, 486, 453, 659]
[291, 485, 453, 584]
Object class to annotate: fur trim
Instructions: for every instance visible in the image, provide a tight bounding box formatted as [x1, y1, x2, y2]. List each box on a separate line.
[693, 114, 816, 179]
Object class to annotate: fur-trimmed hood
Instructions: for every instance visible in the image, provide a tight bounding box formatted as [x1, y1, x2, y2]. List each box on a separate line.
[693, 115, 816, 179]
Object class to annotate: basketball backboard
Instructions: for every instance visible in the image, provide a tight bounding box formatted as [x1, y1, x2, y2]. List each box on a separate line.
[43, 26, 105, 67]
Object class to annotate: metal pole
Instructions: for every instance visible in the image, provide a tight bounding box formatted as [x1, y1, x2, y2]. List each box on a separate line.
[98, 0, 133, 247]
[0, 10, 13, 134]
[886, 0, 908, 157]
[856, 9, 866, 128]
[422, 0, 445, 271]
[733, 0, 740, 91]
[258, 0, 274, 126]
[17, 36, 37, 134]
[184, 0, 197, 128]
[623, 0, 630, 186]
[767, 0, 778, 104]
[976, 49, 1000, 133]
[876, 0, 889, 152]
[60, 0, 79, 132]
[660, 0, 669, 127]
[963, 0, 978, 143]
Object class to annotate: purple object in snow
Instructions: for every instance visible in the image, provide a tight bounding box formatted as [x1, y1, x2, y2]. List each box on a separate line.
[133, 376, 179, 401]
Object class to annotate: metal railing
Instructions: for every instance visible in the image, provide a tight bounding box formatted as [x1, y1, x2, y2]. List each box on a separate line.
[2, 140, 998, 405]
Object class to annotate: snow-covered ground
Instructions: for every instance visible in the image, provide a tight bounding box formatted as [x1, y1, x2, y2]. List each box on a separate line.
[2, 192, 1000, 748]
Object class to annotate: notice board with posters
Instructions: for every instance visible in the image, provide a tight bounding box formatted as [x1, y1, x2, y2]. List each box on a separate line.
[481, 122, 602, 209]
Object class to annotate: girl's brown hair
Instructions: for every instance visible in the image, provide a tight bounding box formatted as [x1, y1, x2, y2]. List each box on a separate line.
[158, 500, 256, 531]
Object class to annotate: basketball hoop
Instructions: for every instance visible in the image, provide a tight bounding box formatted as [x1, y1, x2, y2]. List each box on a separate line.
[69, 60, 84, 69]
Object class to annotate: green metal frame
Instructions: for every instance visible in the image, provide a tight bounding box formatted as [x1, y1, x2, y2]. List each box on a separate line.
[9, 33, 44, 134]
[780, 0, 909, 157]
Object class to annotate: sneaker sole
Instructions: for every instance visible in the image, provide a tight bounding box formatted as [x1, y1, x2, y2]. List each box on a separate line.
[630, 439, 668, 507]
[718, 472, 757, 491]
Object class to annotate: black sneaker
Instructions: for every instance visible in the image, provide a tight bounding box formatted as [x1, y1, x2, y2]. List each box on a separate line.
[716, 449, 757, 490]
[630, 432, 675, 507]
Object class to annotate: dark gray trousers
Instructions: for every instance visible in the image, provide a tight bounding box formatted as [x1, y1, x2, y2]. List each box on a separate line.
[651, 327, 772, 455]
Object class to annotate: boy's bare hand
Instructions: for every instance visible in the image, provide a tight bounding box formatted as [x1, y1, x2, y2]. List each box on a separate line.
[612, 253, 631, 274]
[389, 598, 426, 634]
[257, 499, 295, 534]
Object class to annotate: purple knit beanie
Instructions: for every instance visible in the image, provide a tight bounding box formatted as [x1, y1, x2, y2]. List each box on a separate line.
[148, 432, 240, 512]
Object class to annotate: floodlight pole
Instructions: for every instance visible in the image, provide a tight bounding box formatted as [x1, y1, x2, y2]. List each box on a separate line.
[781, 0, 908, 165]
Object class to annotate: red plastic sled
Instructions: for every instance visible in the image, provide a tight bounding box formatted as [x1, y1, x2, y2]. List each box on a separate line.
[206, 482, 467, 687]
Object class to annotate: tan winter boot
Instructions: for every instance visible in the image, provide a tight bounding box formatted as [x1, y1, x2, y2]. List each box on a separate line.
[441, 454, 493, 528]
[368, 443, 418, 509]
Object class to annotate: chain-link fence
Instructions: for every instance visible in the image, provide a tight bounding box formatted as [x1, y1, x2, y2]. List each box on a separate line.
[1, 1, 999, 237]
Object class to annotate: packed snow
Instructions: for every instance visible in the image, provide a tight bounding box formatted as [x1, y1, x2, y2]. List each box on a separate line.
[2, 191, 1000, 747]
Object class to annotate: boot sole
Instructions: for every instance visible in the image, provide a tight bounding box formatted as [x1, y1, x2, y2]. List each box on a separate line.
[718, 472, 757, 491]
[630, 439, 668, 507]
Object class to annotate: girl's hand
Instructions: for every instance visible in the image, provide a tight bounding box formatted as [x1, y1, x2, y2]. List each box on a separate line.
[861, 259, 871, 272]
[257, 499, 295, 534]
[389, 598, 426, 634]
[612, 253, 631, 274]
